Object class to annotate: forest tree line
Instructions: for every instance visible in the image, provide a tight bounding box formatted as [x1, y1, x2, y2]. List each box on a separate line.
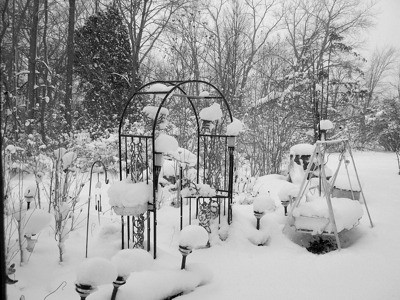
[1, 0, 399, 175]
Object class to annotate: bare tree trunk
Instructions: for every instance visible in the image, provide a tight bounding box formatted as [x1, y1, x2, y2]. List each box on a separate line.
[64, 0, 76, 129]
[27, 0, 40, 126]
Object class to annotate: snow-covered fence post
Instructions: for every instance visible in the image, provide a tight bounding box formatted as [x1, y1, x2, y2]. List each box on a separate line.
[179, 225, 209, 270]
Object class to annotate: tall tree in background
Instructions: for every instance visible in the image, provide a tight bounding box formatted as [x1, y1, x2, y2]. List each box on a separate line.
[74, 6, 132, 131]
[64, 0, 76, 129]
[27, 0, 40, 125]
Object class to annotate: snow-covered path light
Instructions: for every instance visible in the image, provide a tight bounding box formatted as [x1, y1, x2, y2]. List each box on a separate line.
[110, 249, 154, 300]
[199, 103, 223, 132]
[179, 225, 209, 270]
[24, 184, 36, 210]
[253, 193, 273, 230]
[75, 257, 117, 300]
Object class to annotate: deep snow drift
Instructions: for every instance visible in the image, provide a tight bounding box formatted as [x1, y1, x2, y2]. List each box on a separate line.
[6, 151, 400, 300]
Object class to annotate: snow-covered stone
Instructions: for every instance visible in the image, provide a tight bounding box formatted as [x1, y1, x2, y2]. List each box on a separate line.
[179, 225, 209, 249]
[199, 103, 223, 121]
[76, 257, 118, 286]
[155, 134, 179, 153]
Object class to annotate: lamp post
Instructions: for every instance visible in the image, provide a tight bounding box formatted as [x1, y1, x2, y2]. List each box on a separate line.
[179, 245, 192, 270]
[254, 210, 265, 230]
[154, 152, 163, 188]
[75, 283, 96, 300]
[111, 276, 127, 300]
[227, 136, 235, 224]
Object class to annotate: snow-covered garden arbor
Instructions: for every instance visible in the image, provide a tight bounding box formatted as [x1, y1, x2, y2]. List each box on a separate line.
[115, 80, 238, 258]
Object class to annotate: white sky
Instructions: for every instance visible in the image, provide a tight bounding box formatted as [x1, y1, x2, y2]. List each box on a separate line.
[363, 0, 400, 57]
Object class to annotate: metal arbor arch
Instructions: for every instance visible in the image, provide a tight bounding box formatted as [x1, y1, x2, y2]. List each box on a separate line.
[117, 80, 235, 258]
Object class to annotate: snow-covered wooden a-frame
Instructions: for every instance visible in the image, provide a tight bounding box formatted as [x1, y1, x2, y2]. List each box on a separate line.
[117, 80, 236, 258]
[284, 138, 373, 250]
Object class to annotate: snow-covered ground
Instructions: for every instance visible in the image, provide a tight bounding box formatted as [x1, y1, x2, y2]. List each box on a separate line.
[6, 151, 400, 300]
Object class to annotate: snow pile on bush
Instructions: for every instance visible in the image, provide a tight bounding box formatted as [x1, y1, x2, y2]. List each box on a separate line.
[199, 103, 222, 121]
[181, 183, 216, 197]
[111, 249, 154, 278]
[168, 147, 197, 167]
[147, 83, 173, 93]
[226, 118, 244, 135]
[179, 225, 209, 249]
[143, 106, 169, 120]
[292, 197, 363, 234]
[155, 134, 179, 153]
[199, 90, 210, 97]
[108, 181, 152, 215]
[76, 257, 117, 286]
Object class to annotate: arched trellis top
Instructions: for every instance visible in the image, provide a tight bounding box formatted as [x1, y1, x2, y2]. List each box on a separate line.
[118, 79, 234, 136]
[116, 80, 236, 259]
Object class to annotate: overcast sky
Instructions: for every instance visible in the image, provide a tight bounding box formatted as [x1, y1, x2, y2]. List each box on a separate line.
[363, 0, 400, 57]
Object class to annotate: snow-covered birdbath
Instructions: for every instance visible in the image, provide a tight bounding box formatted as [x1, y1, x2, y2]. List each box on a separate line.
[199, 103, 223, 132]
[179, 225, 209, 269]
[252, 192, 274, 230]
[75, 257, 118, 300]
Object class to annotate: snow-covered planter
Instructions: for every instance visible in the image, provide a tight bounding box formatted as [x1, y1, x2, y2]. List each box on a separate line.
[108, 181, 152, 216]
[319, 119, 334, 140]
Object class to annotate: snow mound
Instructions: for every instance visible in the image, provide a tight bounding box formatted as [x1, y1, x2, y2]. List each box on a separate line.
[108, 181, 152, 215]
[181, 183, 216, 197]
[199, 91, 210, 97]
[199, 103, 223, 121]
[143, 106, 169, 120]
[76, 257, 117, 286]
[155, 134, 179, 153]
[278, 182, 300, 202]
[180, 225, 209, 249]
[292, 197, 363, 234]
[111, 249, 154, 277]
